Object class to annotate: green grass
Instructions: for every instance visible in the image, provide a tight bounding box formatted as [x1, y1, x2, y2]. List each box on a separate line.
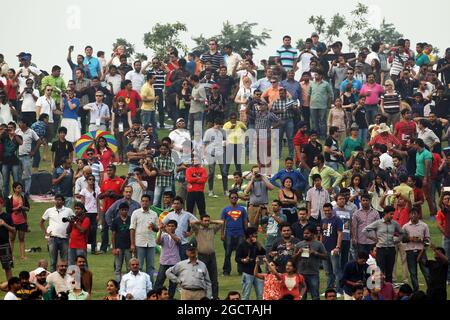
[0, 133, 448, 300]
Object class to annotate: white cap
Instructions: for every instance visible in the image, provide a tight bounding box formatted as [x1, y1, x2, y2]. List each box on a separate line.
[33, 267, 47, 275]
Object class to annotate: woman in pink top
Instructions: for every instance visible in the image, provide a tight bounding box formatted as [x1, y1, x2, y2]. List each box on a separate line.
[359, 73, 384, 124]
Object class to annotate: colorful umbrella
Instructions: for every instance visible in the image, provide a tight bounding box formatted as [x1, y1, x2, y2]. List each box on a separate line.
[75, 130, 118, 159]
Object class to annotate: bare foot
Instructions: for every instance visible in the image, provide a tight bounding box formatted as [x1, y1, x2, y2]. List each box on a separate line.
[20, 256, 28, 260]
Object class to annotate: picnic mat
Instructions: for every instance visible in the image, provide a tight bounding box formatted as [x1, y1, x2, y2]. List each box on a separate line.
[29, 194, 55, 203]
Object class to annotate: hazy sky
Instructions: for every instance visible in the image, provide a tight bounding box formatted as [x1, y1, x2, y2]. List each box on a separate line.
[2, 0, 449, 81]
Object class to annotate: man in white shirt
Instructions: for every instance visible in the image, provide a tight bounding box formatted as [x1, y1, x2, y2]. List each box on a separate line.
[297, 38, 318, 78]
[0, 91, 14, 124]
[125, 61, 145, 92]
[104, 65, 122, 95]
[130, 194, 159, 283]
[36, 85, 57, 137]
[16, 119, 42, 196]
[378, 144, 394, 171]
[46, 260, 74, 295]
[119, 258, 152, 300]
[4, 277, 21, 300]
[223, 44, 242, 77]
[39, 195, 75, 272]
[168, 118, 192, 165]
[74, 166, 94, 198]
[18, 78, 39, 124]
[17, 54, 42, 92]
[83, 91, 110, 131]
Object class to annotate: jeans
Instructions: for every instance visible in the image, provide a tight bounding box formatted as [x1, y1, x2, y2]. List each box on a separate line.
[323, 251, 342, 293]
[241, 273, 263, 300]
[302, 274, 320, 300]
[278, 119, 295, 159]
[406, 250, 430, 291]
[198, 252, 219, 299]
[186, 192, 206, 217]
[301, 107, 310, 130]
[100, 219, 109, 253]
[326, 161, 339, 172]
[64, 197, 73, 209]
[2, 164, 20, 198]
[153, 185, 173, 207]
[141, 110, 158, 139]
[340, 240, 351, 271]
[358, 128, 368, 146]
[179, 243, 190, 261]
[223, 144, 244, 177]
[365, 104, 379, 125]
[31, 140, 41, 168]
[223, 235, 243, 275]
[444, 237, 450, 281]
[48, 237, 69, 272]
[310, 108, 327, 138]
[375, 247, 396, 283]
[156, 91, 165, 127]
[136, 246, 155, 283]
[86, 213, 97, 253]
[19, 155, 33, 195]
[154, 264, 177, 299]
[68, 248, 88, 267]
[114, 248, 132, 283]
[189, 112, 203, 137]
[208, 162, 227, 193]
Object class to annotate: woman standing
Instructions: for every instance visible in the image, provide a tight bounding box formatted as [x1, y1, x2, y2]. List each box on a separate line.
[327, 98, 347, 143]
[274, 259, 307, 300]
[103, 280, 125, 300]
[95, 136, 114, 172]
[73, 159, 88, 183]
[79, 175, 100, 255]
[352, 96, 369, 145]
[278, 177, 298, 225]
[380, 80, 401, 126]
[6, 182, 30, 260]
[341, 125, 363, 161]
[176, 79, 191, 125]
[348, 174, 363, 209]
[371, 59, 383, 84]
[110, 97, 131, 165]
[5, 69, 18, 110]
[60, 88, 81, 143]
[234, 76, 253, 124]
[254, 256, 282, 300]
[368, 174, 389, 216]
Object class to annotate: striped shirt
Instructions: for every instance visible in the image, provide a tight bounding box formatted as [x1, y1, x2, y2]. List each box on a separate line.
[88, 160, 104, 183]
[390, 53, 408, 76]
[146, 69, 166, 93]
[201, 51, 225, 71]
[271, 98, 296, 121]
[276, 46, 299, 71]
[381, 91, 401, 114]
[255, 111, 279, 130]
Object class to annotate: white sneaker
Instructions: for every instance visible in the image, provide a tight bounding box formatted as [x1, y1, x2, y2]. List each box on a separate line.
[208, 191, 218, 198]
[320, 292, 326, 297]
[336, 293, 342, 298]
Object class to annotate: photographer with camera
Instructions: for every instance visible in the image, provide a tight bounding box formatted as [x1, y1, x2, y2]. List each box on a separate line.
[17, 78, 39, 124]
[66, 202, 90, 267]
[1, 121, 23, 199]
[125, 167, 148, 203]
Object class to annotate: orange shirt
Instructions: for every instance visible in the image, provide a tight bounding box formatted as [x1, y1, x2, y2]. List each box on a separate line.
[262, 87, 281, 104]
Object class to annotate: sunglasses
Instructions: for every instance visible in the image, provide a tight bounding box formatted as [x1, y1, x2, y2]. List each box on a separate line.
[96, 95, 104, 97]
[46, 89, 53, 92]
[87, 153, 94, 156]
[230, 196, 238, 199]
[88, 178, 95, 181]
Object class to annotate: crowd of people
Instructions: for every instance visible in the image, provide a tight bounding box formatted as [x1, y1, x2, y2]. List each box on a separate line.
[0, 32, 449, 300]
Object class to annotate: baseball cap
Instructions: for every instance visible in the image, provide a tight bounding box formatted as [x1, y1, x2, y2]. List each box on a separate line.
[355, 62, 363, 68]
[176, 118, 185, 124]
[186, 243, 197, 251]
[311, 32, 319, 38]
[17, 52, 26, 58]
[33, 267, 47, 275]
[212, 84, 220, 89]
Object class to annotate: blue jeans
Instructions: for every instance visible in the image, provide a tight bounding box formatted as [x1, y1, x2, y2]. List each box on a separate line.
[323, 251, 343, 293]
[141, 110, 158, 139]
[223, 235, 243, 275]
[302, 274, 320, 300]
[444, 237, 450, 281]
[19, 155, 33, 195]
[31, 140, 41, 168]
[340, 240, 351, 271]
[406, 250, 430, 291]
[136, 246, 155, 283]
[48, 237, 69, 272]
[179, 243, 190, 261]
[365, 104, 379, 125]
[189, 112, 203, 137]
[310, 108, 327, 138]
[64, 197, 73, 209]
[114, 248, 132, 283]
[358, 128, 368, 145]
[153, 185, 173, 207]
[68, 248, 88, 268]
[278, 119, 295, 159]
[154, 264, 177, 299]
[241, 273, 263, 300]
[326, 161, 339, 171]
[2, 164, 20, 198]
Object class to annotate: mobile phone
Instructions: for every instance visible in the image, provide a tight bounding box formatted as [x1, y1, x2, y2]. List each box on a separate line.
[257, 255, 265, 265]
[444, 187, 450, 192]
[387, 190, 394, 195]
[69, 45, 74, 51]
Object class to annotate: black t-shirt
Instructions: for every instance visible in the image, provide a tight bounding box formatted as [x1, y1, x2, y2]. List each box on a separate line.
[429, 120, 443, 140]
[406, 148, 417, 176]
[432, 95, 450, 120]
[51, 140, 74, 167]
[291, 220, 318, 241]
[353, 105, 368, 129]
[303, 142, 323, 169]
[0, 212, 13, 245]
[324, 137, 341, 162]
[111, 216, 131, 249]
[425, 260, 448, 290]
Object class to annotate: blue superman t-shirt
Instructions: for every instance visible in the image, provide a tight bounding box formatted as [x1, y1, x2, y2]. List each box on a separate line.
[221, 205, 248, 237]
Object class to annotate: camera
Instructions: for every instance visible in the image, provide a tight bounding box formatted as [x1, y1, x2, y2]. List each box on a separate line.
[62, 216, 77, 223]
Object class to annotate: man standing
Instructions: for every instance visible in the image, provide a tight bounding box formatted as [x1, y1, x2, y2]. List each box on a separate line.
[0, 198, 14, 280]
[140, 73, 158, 133]
[200, 39, 224, 74]
[308, 70, 333, 138]
[52, 157, 74, 208]
[152, 144, 176, 207]
[223, 44, 242, 77]
[309, 154, 342, 193]
[270, 157, 307, 204]
[269, 223, 300, 272]
[82, 90, 110, 131]
[262, 200, 287, 253]
[66, 202, 90, 266]
[297, 38, 318, 77]
[306, 174, 330, 223]
[363, 206, 405, 283]
[352, 194, 380, 255]
[412, 138, 435, 218]
[291, 207, 318, 241]
[111, 202, 132, 283]
[125, 61, 145, 92]
[119, 258, 152, 300]
[275, 35, 299, 72]
[144, 58, 166, 129]
[39, 195, 75, 272]
[190, 215, 223, 299]
[221, 191, 248, 276]
[166, 244, 212, 300]
[130, 194, 159, 284]
[98, 164, 124, 254]
[104, 186, 140, 229]
[83, 46, 101, 79]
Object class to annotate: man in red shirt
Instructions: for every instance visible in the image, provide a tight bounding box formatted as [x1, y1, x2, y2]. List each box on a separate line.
[368, 123, 401, 149]
[293, 122, 309, 166]
[394, 109, 416, 149]
[67, 202, 91, 267]
[98, 164, 124, 254]
[185, 157, 208, 217]
[115, 79, 142, 119]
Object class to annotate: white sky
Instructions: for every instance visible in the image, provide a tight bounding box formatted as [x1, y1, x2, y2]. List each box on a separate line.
[1, 0, 449, 81]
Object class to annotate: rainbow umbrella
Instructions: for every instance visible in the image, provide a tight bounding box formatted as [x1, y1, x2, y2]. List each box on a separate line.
[75, 130, 118, 159]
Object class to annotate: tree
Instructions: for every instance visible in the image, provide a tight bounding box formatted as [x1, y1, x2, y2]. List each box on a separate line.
[143, 22, 188, 60]
[192, 21, 271, 57]
[112, 38, 135, 57]
[344, 2, 368, 51]
[297, 14, 346, 50]
[358, 19, 403, 49]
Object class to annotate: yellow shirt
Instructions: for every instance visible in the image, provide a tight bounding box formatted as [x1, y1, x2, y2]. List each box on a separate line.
[140, 82, 156, 111]
[223, 121, 247, 145]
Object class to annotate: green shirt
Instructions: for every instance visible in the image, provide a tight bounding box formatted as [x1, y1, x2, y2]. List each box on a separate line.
[309, 165, 342, 190]
[415, 148, 433, 177]
[341, 137, 363, 159]
[40, 75, 66, 102]
[308, 79, 333, 109]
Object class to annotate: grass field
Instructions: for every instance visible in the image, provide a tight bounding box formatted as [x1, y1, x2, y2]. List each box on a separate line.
[0, 129, 448, 300]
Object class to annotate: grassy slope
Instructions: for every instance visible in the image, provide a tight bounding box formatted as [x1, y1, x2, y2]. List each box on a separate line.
[0, 131, 448, 300]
